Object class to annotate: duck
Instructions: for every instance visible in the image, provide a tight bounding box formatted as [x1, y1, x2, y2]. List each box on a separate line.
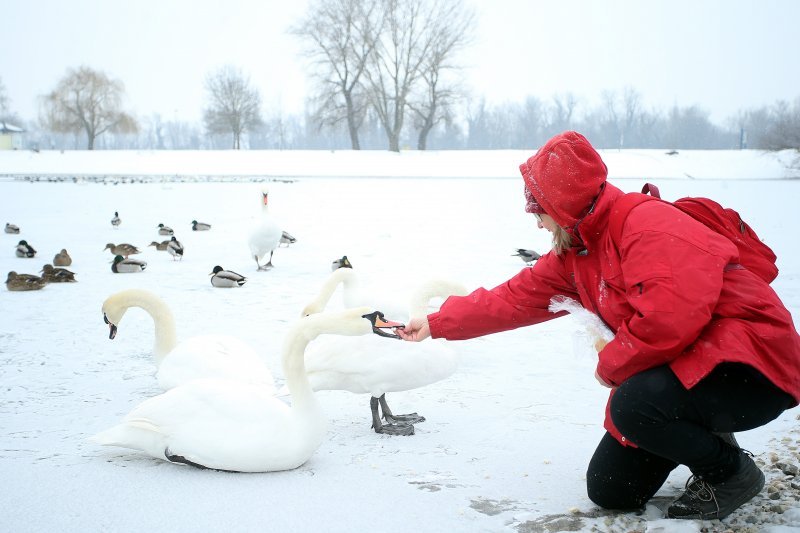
[89, 307, 403, 472]
[5, 223, 20, 234]
[191, 220, 211, 231]
[101, 289, 275, 391]
[111, 255, 147, 273]
[210, 266, 247, 288]
[111, 211, 121, 228]
[298, 279, 468, 435]
[53, 249, 72, 266]
[148, 240, 170, 251]
[15, 240, 36, 258]
[40, 264, 77, 283]
[248, 189, 282, 271]
[167, 236, 184, 261]
[104, 243, 141, 257]
[6, 271, 47, 291]
[512, 248, 541, 265]
[331, 255, 353, 271]
[279, 231, 297, 247]
[157, 223, 174, 236]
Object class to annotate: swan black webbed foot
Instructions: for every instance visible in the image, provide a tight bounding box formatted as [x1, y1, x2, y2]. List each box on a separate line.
[379, 393, 426, 425]
[370, 396, 414, 436]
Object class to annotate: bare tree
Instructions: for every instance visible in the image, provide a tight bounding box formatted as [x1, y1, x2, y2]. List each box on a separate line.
[759, 98, 800, 150]
[407, 0, 474, 150]
[513, 96, 546, 148]
[203, 66, 263, 149]
[546, 92, 579, 137]
[292, 0, 381, 150]
[40, 66, 137, 150]
[362, 0, 433, 151]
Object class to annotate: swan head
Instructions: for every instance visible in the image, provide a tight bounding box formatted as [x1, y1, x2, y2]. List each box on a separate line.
[297, 307, 404, 340]
[102, 291, 134, 339]
[103, 312, 118, 339]
[361, 310, 405, 339]
[101, 289, 158, 340]
[331, 255, 352, 271]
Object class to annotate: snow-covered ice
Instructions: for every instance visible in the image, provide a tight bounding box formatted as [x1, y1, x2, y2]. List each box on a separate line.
[1, 148, 799, 532]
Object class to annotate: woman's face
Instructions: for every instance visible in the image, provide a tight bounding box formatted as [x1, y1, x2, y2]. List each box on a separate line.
[535, 213, 558, 233]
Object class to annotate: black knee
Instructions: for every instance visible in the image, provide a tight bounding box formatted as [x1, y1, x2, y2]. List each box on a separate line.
[586, 465, 648, 510]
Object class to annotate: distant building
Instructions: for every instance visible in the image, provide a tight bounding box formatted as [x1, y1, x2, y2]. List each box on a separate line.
[0, 121, 24, 150]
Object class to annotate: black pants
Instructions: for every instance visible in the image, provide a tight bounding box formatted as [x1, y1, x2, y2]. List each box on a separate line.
[586, 363, 793, 510]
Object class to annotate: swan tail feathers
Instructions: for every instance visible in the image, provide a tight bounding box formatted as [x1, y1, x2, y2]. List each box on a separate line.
[88, 418, 166, 455]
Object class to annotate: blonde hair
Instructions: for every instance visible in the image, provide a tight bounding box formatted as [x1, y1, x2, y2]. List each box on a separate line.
[551, 225, 572, 255]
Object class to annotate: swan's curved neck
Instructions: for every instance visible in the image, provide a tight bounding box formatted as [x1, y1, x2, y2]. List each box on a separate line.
[308, 269, 358, 312]
[282, 323, 322, 413]
[123, 292, 178, 364]
[408, 280, 468, 319]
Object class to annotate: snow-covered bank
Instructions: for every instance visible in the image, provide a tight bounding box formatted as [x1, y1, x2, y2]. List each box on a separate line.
[1, 148, 798, 181]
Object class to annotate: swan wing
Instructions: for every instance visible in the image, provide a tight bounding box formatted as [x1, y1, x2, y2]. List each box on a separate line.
[304, 335, 458, 395]
[92, 380, 294, 471]
[157, 335, 276, 393]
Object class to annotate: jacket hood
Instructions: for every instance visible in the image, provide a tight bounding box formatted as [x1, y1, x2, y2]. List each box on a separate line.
[519, 131, 608, 229]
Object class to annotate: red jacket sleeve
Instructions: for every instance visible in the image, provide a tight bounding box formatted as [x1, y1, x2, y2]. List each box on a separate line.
[428, 251, 579, 340]
[596, 203, 738, 386]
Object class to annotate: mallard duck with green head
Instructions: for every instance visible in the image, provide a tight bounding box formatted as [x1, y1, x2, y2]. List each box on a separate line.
[112, 255, 147, 273]
[210, 266, 247, 287]
[15, 240, 36, 258]
[157, 223, 174, 236]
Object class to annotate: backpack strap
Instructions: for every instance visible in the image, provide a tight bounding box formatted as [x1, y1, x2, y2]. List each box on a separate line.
[608, 183, 661, 248]
[640, 183, 661, 198]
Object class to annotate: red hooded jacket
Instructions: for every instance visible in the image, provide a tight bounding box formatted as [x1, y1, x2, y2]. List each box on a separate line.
[428, 131, 800, 445]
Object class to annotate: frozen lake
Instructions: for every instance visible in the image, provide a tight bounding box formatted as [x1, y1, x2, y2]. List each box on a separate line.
[2, 174, 799, 532]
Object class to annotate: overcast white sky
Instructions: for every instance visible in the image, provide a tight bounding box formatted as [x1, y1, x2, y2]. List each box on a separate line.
[2, 0, 798, 126]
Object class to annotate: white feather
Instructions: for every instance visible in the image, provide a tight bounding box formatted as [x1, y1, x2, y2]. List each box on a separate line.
[548, 296, 615, 348]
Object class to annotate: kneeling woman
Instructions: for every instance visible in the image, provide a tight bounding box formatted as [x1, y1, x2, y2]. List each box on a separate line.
[397, 131, 800, 520]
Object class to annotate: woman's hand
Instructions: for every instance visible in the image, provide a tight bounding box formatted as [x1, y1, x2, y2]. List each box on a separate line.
[396, 317, 431, 342]
[594, 369, 613, 388]
[594, 338, 608, 352]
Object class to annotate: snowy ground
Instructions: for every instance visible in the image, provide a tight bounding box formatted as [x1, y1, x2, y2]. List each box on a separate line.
[1, 149, 799, 532]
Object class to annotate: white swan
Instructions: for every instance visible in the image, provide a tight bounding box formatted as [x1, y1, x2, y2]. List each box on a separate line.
[89, 307, 403, 472]
[248, 189, 282, 271]
[299, 278, 468, 435]
[301, 267, 410, 319]
[101, 289, 275, 392]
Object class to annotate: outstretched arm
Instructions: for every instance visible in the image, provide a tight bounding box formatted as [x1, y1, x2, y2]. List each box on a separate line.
[396, 317, 431, 342]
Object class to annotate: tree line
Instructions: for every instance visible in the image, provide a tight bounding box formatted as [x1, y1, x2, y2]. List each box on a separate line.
[1, 0, 799, 152]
